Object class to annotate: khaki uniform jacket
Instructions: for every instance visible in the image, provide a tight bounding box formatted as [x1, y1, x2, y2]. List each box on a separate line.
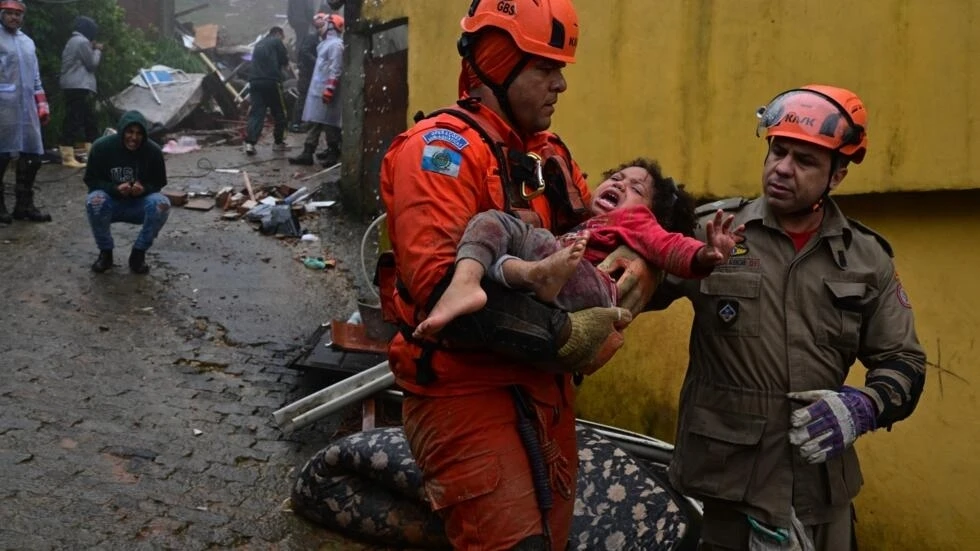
[651, 196, 926, 528]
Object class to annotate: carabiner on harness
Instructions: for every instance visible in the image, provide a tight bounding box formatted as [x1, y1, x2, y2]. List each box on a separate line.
[521, 152, 546, 200]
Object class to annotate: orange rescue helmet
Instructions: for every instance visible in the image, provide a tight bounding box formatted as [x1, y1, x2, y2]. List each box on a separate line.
[460, 0, 579, 64]
[0, 0, 25, 11]
[756, 85, 868, 164]
[326, 14, 344, 33]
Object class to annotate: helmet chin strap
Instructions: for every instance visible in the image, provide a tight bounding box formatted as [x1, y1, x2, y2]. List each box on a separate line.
[784, 186, 829, 218]
[464, 50, 531, 134]
[775, 150, 839, 219]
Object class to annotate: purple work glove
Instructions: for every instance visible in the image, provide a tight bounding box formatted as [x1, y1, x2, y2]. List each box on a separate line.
[787, 386, 877, 464]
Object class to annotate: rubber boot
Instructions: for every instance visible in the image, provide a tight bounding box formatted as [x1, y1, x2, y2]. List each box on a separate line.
[91, 250, 113, 273]
[80, 142, 93, 163]
[288, 144, 315, 165]
[0, 188, 11, 225]
[129, 248, 149, 274]
[0, 158, 9, 224]
[12, 156, 51, 222]
[319, 145, 341, 168]
[12, 198, 52, 222]
[60, 145, 86, 169]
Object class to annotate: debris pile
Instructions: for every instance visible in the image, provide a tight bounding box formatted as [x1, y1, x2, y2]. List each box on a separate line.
[164, 170, 336, 238]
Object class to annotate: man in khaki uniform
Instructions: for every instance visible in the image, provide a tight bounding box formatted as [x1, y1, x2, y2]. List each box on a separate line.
[651, 85, 926, 550]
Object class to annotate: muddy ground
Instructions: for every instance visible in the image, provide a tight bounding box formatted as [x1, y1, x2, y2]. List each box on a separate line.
[0, 134, 392, 549]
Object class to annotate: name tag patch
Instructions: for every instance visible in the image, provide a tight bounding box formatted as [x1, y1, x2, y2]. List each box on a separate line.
[422, 129, 470, 150]
[421, 145, 462, 178]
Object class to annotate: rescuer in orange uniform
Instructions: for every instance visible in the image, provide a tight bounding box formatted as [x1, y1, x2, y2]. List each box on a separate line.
[378, 1, 649, 549]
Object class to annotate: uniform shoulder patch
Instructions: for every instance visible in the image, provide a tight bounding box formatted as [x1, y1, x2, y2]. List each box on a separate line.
[847, 217, 894, 257]
[695, 197, 749, 217]
[422, 128, 470, 150]
[421, 145, 462, 178]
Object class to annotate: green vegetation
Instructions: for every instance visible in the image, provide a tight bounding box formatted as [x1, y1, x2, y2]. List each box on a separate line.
[23, 0, 204, 144]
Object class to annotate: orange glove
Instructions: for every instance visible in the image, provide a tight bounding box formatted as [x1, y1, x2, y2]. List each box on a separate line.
[322, 78, 338, 104]
[596, 245, 663, 315]
[34, 92, 50, 126]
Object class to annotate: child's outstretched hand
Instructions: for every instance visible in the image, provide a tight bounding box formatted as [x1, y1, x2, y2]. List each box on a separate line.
[696, 209, 745, 268]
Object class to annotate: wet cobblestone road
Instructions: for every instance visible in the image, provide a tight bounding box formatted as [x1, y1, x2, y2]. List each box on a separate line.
[0, 143, 382, 550]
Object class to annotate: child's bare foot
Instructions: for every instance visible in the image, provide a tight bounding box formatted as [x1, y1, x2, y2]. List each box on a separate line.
[413, 260, 487, 339]
[523, 232, 589, 303]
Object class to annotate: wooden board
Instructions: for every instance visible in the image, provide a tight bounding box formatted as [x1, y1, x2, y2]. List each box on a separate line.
[330, 320, 390, 355]
[184, 197, 215, 211]
[194, 24, 220, 50]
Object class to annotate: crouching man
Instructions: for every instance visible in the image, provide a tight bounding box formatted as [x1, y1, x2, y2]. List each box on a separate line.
[84, 110, 170, 274]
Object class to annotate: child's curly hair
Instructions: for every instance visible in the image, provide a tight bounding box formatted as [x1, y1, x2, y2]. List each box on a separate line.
[600, 158, 697, 237]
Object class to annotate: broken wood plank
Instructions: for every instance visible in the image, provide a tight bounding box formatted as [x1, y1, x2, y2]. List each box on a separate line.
[193, 23, 220, 50]
[296, 162, 341, 182]
[197, 52, 241, 103]
[277, 183, 300, 198]
[362, 398, 376, 431]
[237, 199, 258, 215]
[184, 197, 215, 211]
[215, 186, 234, 209]
[242, 170, 256, 202]
[163, 190, 188, 207]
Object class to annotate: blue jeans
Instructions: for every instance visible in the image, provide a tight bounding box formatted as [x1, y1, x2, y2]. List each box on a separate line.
[86, 190, 171, 251]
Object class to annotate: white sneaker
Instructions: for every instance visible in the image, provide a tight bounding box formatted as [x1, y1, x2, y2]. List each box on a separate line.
[272, 142, 289, 152]
[244, 143, 256, 156]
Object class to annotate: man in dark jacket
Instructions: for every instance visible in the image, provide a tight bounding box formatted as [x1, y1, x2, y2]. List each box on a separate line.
[84, 110, 170, 274]
[58, 15, 102, 168]
[289, 13, 321, 132]
[244, 26, 289, 156]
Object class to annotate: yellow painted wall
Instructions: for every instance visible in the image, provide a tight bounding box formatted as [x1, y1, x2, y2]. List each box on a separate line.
[361, 1, 980, 548]
[366, 0, 979, 195]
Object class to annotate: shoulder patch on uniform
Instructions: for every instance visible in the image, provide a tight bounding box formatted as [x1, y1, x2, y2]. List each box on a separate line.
[695, 197, 749, 217]
[421, 145, 462, 178]
[895, 273, 912, 308]
[422, 129, 469, 150]
[847, 217, 893, 257]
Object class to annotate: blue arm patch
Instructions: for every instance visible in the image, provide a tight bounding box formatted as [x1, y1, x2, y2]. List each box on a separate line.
[422, 129, 470, 150]
[421, 145, 462, 178]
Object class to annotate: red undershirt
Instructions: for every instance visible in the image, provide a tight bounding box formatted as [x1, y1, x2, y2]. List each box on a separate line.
[785, 229, 818, 252]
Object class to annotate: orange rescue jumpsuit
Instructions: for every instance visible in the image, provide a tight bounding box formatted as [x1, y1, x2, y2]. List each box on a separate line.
[379, 98, 591, 550]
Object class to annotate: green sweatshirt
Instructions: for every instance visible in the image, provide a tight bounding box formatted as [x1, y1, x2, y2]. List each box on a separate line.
[83, 110, 167, 198]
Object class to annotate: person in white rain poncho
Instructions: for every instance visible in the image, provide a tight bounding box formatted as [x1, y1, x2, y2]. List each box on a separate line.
[289, 13, 344, 167]
[0, 0, 52, 223]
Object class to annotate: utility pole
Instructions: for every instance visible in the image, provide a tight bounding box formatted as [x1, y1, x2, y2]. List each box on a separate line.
[337, 0, 373, 219]
[159, 0, 175, 38]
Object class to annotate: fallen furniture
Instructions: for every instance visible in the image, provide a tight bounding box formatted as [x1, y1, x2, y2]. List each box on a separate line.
[110, 67, 207, 131]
